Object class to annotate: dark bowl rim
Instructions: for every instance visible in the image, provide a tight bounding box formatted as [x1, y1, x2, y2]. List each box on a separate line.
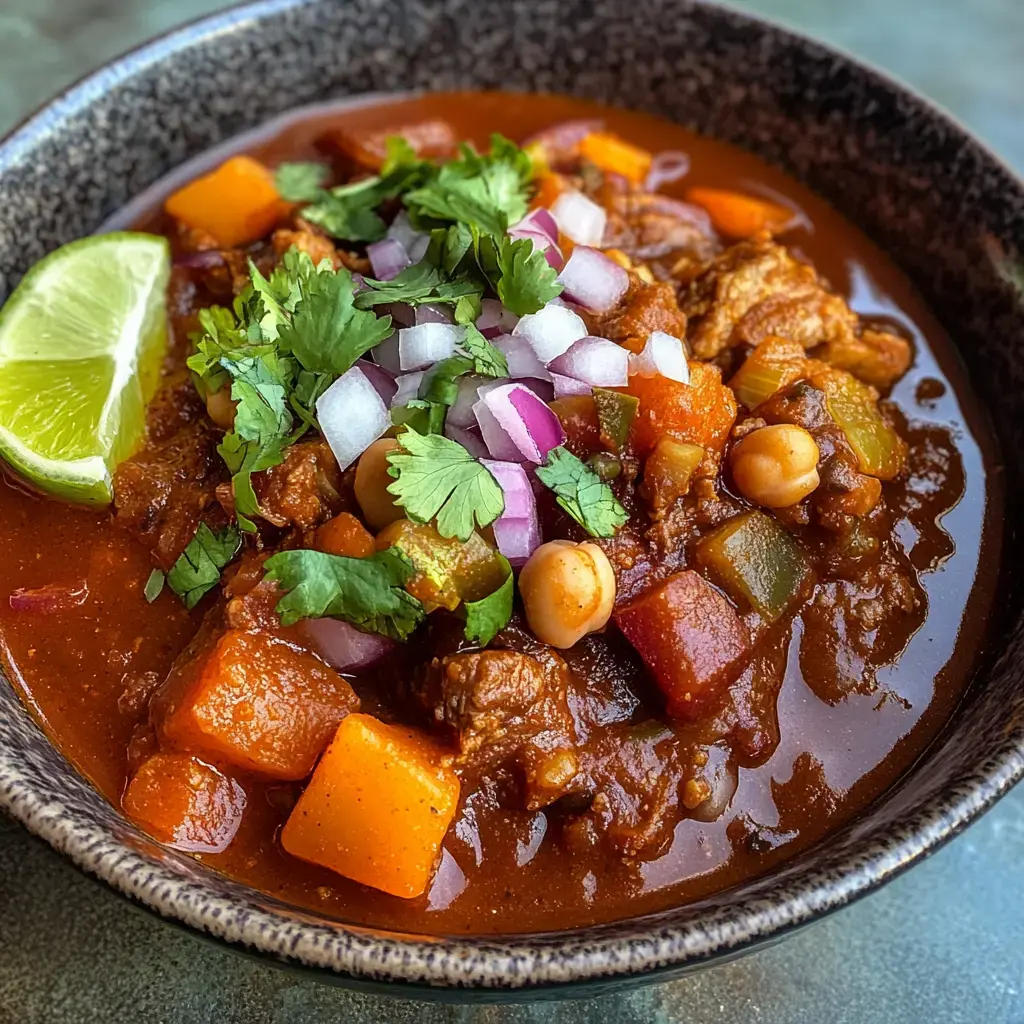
[1, 0, 1022, 995]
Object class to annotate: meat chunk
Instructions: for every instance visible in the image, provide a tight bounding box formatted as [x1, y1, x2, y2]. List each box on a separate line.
[813, 327, 913, 391]
[421, 648, 579, 805]
[272, 221, 342, 269]
[113, 418, 226, 569]
[585, 274, 688, 347]
[602, 191, 719, 266]
[253, 440, 346, 530]
[678, 235, 858, 360]
[320, 119, 457, 172]
[615, 570, 750, 720]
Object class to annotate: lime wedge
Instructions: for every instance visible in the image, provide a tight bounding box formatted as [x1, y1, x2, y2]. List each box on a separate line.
[0, 232, 170, 503]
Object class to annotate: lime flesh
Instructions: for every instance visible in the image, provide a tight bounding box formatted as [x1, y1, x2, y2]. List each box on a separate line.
[0, 232, 170, 503]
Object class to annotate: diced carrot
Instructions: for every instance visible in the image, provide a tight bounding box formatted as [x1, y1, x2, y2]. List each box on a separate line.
[685, 187, 796, 238]
[161, 629, 359, 781]
[579, 132, 653, 184]
[315, 512, 375, 559]
[123, 753, 246, 854]
[281, 714, 460, 898]
[615, 571, 750, 720]
[165, 156, 287, 248]
[531, 173, 567, 211]
[620, 361, 737, 457]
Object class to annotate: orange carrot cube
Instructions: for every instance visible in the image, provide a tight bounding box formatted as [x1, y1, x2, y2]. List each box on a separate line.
[161, 629, 359, 781]
[579, 132, 653, 184]
[685, 187, 796, 238]
[123, 753, 245, 853]
[281, 714, 460, 898]
[165, 155, 286, 247]
[315, 512, 376, 559]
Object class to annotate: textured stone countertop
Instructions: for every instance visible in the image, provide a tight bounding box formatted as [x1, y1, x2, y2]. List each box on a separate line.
[1, 2, 1022, 1021]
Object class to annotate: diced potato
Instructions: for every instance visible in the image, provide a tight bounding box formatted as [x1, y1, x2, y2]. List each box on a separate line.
[165, 156, 286, 248]
[621, 361, 737, 457]
[697, 511, 814, 621]
[281, 714, 460, 899]
[161, 629, 359, 781]
[615, 571, 750, 720]
[123, 753, 245, 854]
[315, 512, 376, 559]
[641, 437, 705, 510]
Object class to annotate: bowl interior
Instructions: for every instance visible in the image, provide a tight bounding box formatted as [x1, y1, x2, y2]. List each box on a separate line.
[0, 0, 1022, 995]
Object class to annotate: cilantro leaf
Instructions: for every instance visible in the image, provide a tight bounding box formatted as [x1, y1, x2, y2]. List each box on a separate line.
[167, 523, 241, 609]
[463, 554, 514, 646]
[495, 235, 563, 315]
[535, 446, 628, 538]
[458, 322, 508, 377]
[404, 135, 532, 236]
[275, 162, 330, 203]
[143, 569, 165, 603]
[277, 263, 392, 375]
[386, 429, 504, 541]
[263, 547, 426, 640]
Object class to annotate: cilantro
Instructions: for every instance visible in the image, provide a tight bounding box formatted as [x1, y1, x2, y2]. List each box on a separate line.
[463, 554, 514, 647]
[535, 446, 628, 538]
[458, 323, 508, 377]
[494, 235, 563, 315]
[167, 523, 241, 609]
[263, 547, 426, 640]
[274, 162, 330, 203]
[404, 135, 532, 236]
[386, 429, 505, 542]
[143, 569, 165, 603]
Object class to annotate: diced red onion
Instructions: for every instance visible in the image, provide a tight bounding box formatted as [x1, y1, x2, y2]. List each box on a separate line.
[512, 303, 588, 364]
[545, 247, 565, 273]
[473, 400, 522, 462]
[556, 246, 629, 313]
[426, 849, 468, 913]
[550, 191, 607, 247]
[645, 151, 691, 192]
[317, 366, 390, 470]
[366, 238, 410, 281]
[386, 212, 429, 263]
[482, 460, 541, 566]
[398, 323, 465, 371]
[391, 371, 425, 408]
[476, 383, 566, 464]
[510, 208, 559, 248]
[9, 581, 89, 614]
[478, 377, 554, 403]
[174, 249, 225, 269]
[522, 119, 604, 162]
[476, 298, 510, 339]
[549, 337, 629, 387]
[415, 303, 454, 326]
[371, 332, 402, 374]
[355, 359, 398, 405]
[550, 372, 593, 398]
[444, 422, 490, 459]
[493, 334, 551, 381]
[301, 618, 394, 672]
[352, 272, 366, 293]
[629, 330, 690, 384]
[447, 374, 486, 428]
[379, 301, 415, 327]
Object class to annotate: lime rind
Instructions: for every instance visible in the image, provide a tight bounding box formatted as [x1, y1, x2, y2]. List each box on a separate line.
[0, 232, 170, 504]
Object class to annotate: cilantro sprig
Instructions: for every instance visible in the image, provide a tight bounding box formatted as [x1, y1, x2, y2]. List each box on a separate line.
[536, 446, 628, 538]
[263, 546, 426, 640]
[463, 554, 514, 647]
[166, 523, 242, 609]
[386, 430, 505, 542]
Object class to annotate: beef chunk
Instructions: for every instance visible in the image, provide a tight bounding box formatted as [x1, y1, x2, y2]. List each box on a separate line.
[585, 274, 688, 346]
[253, 440, 346, 530]
[601, 191, 719, 266]
[319, 119, 456, 172]
[678, 235, 858, 360]
[813, 327, 913, 391]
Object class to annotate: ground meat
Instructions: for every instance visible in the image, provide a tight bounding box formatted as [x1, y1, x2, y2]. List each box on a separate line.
[253, 440, 347, 530]
[113, 419, 226, 569]
[678, 234, 858, 360]
[584, 274, 688, 346]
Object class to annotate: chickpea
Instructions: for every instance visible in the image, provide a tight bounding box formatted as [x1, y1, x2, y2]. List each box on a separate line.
[518, 540, 616, 649]
[205, 386, 237, 430]
[354, 438, 404, 530]
[730, 424, 820, 508]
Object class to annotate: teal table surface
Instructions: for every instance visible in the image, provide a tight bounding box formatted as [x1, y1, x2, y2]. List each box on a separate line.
[1, 2, 1022, 1021]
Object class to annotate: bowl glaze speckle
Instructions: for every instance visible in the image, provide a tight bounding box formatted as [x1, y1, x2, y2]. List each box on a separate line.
[0, 0, 1022, 1000]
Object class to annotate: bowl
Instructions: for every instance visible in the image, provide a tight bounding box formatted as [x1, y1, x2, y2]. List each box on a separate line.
[1, 0, 1022, 1001]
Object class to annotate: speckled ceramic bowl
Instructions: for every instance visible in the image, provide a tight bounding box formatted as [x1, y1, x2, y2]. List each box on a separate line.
[0, 0, 1022, 1001]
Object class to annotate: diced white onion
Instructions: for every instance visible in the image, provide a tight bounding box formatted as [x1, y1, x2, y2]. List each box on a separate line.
[398, 322, 465, 370]
[493, 334, 551, 381]
[355, 359, 398, 405]
[550, 190, 607, 246]
[482, 459, 541, 566]
[548, 336, 629, 387]
[317, 366, 390, 470]
[512, 303, 588, 364]
[629, 330, 690, 384]
[557, 246, 629, 313]
[391, 371, 425, 408]
[550, 372, 593, 398]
